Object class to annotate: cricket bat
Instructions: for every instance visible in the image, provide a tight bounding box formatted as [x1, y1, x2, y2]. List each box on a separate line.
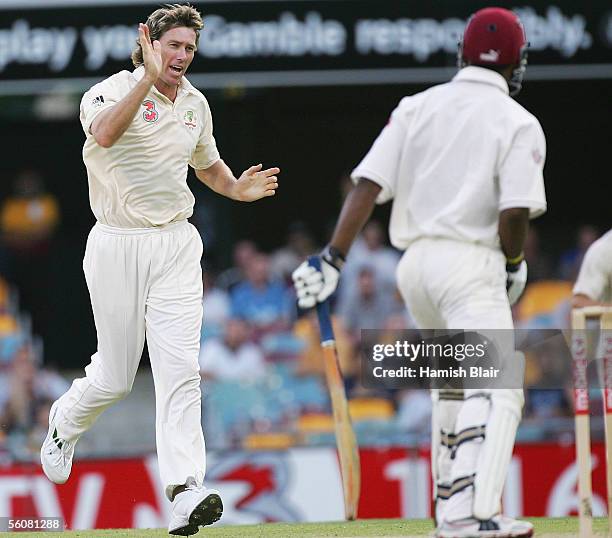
[308, 256, 361, 520]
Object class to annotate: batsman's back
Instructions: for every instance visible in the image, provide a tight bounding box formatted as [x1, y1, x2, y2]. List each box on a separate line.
[367, 67, 546, 251]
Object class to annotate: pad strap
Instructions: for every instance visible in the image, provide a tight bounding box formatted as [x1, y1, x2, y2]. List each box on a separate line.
[437, 474, 475, 500]
[441, 425, 486, 452]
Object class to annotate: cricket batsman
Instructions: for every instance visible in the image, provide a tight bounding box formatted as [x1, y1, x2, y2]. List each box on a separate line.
[293, 8, 546, 537]
[40, 4, 278, 536]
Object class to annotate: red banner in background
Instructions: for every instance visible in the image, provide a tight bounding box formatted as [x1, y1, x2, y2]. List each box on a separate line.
[0, 442, 607, 529]
[518, 443, 607, 516]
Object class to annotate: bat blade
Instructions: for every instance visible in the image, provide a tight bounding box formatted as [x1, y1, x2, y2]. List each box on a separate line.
[322, 344, 361, 520]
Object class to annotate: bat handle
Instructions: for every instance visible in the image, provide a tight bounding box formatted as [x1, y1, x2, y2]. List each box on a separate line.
[307, 255, 335, 344]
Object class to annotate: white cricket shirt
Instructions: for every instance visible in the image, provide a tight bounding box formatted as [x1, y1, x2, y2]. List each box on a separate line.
[80, 66, 220, 228]
[573, 229, 612, 302]
[352, 66, 547, 251]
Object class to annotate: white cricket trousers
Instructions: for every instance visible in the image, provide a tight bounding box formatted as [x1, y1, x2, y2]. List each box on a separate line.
[54, 220, 206, 500]
[396, 237, 513, 331]
[396, 237, 522, 522]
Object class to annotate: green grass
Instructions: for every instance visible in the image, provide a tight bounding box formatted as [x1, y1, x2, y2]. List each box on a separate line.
[9, 517, 610, 537]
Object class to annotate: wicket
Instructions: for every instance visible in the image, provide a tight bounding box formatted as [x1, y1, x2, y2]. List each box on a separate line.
[572, 306, 612, 538]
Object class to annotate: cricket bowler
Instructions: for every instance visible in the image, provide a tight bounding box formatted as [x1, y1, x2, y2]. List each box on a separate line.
[40, 5, 279, 536]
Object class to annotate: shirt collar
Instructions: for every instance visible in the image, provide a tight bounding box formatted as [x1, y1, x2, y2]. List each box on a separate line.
[452, 66, 509, 95]
[132, 65, 196, 99]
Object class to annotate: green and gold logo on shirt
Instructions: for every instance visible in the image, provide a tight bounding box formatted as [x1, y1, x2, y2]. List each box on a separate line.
[183, 110, 197, 129]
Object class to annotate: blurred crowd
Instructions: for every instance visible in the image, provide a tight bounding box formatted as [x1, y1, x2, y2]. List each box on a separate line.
[0, 170, 68, 463]
[0, 276, 68, 464]
[0, 168, 606, 459]
[194, 219, 600, 450]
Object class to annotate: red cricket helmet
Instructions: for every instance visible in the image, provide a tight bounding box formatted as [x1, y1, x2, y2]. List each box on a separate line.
[458, 7, 529, 95]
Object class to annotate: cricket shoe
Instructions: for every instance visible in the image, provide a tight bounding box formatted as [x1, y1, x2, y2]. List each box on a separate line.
[168, 486, 223, 536]
[40, 401, 77, 484]
[436, 515, 533, 538]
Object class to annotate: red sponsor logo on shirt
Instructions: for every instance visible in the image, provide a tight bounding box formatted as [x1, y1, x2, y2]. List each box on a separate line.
[142, 100, 159, 122]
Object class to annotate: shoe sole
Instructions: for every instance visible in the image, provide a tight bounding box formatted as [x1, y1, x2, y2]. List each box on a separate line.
[169, 493, 223, 536]
[437, 530, 533, 538]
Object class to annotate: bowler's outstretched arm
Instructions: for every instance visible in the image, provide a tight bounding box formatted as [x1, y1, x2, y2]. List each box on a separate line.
[195, 161, 279, 202]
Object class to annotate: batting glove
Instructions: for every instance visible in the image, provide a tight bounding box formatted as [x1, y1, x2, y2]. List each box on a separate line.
[506, 257, 528, 306]
[292, 246, 345, 309]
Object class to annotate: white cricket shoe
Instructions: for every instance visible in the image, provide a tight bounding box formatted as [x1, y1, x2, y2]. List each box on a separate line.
[40, 401, 77, 484]
[436, 515, 533, 538]
[168, 486, 223, 536]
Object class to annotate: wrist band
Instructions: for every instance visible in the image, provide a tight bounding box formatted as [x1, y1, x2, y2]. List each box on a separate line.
[322, 245, 346, 271]
[506, 252, 524, 265]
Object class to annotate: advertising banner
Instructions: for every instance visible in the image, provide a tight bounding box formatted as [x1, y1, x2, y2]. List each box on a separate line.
[0, 442, 607, 529]
[1, 1, 611, 94]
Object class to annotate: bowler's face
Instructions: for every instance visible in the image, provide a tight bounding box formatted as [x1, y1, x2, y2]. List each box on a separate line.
[158, 26, 197, 89]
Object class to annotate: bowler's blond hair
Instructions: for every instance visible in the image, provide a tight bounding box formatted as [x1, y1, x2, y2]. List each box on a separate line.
[131, 4, 203, 67]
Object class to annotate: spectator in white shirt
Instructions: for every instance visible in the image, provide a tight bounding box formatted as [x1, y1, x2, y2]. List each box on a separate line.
[199, 318, 267, 382]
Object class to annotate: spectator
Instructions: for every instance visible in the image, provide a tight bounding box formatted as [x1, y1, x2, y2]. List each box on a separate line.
[525, 389, 570, 419]
[0, 169, 60, 337]
[199, 318, 266, 382]
[230, 253, 293, 333]
[0, 169, 60, 254]
[523, 340, 572, 419]
[202, 271, 230, 339]
[0, 308, 21, 413]
[0, 346, 40, 435]
[216, 240, 259, 291]
[270, 222, 318, 283]
[338, 220, 400, 311]
[0, 344, 68, 454]
[0, 313, 19, 378]
[558, 225, 599, 281]
[340, 266, 403, 334]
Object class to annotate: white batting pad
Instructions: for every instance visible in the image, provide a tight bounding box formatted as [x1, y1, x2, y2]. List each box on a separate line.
[472, 388, 523, 519]
[432, 389, 464, 524]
